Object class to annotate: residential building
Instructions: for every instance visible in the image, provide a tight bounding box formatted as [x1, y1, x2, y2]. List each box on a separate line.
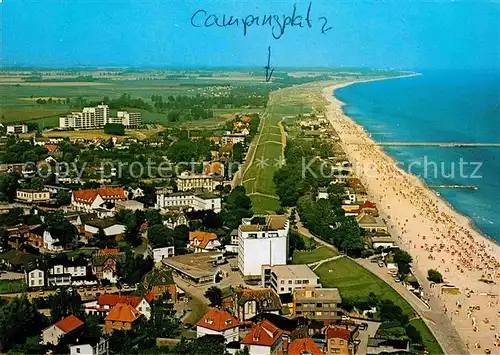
[327, 326, 358, 355]
[141, 268, 177, 301]
[116, 110, 142, 127]
[15, 189, 51, 204]
[6, 124, 28, 134]
[59, 104, 142, 129]
[92, 248, 125, 283]
[366, 338, 409, 354]
[69, 338, 109, 355]
[162, 252, 224, 286]
[356, 211, 388, 233]
[25, 261, 45, 288]
[241, 320, 284, 355]
[317, 187, 329, 200]
[261, 264, 319, 295]
[203, 161, 225, 177]
[237, 215, 289, 278]
[293, 287, 342, 323]
[176, 173, 214, 192]
[85, 294, 151, 320]
[43, 230, 64, 252]
[233, 288, 282, 322]
[150, 246, 175, 263]
[277, 338, 323, 355]
[46, 257, 88, 287]
[71, 186, 127, 212]
[221, 133, 246, 145]
[188, 231, 221, 252]
[196, 308, 240, 343]
[104, 303, 142, 334]
[155, 190, 221, 213]
[163, 212, 189, 229]
[251, 313, 309, 343]
[41, 315, 84, 346]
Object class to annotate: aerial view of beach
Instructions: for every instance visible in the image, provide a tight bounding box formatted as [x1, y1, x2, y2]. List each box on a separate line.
[0, 1, 498, 354]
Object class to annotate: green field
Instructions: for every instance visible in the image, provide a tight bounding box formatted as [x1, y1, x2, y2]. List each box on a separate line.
[0, 279, 26, 294]
[410, 319, 444, 354]
[250, 195, 281, 214]
[292, 246, 339, 264]
[315, 257, 414, 316]
[242, 82, 336, 213]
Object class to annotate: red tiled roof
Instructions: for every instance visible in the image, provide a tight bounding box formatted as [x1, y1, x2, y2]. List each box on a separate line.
[97, 248, 124, 256]
[45, 144, 58, 153]
[326, 327, 352, 340]
[241, 320, 282, 347]
[144, 291, 160, 304]
[189, 231, 218, 249]
[54, 315, 84, 334]
[362, 200, 377, 209]
[196, 308, 240, 332]
[204, 162, 223, 176]
[105, 303, 141, 323]
[98, 294, 143, 308]
[73, 186, 126, 205]
[277, 338, 323, 355]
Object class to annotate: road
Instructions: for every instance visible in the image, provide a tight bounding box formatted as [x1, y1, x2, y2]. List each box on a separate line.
[293, 214, 469, 355]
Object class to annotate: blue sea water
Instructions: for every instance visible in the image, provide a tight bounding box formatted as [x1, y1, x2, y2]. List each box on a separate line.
[335, 70, 500, 243]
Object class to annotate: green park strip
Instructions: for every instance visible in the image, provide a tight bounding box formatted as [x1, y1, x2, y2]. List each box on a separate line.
[292, 246, 339, 264]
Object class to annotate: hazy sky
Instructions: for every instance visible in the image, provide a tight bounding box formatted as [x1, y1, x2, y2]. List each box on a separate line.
[1, 0, 499, 70]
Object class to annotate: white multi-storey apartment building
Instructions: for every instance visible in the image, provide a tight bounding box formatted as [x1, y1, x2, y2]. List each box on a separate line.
[59, 104, 141, 129]
[155, 190, 221, 213]
[6, 124, 28, 134]
[237, 215, 289, 278]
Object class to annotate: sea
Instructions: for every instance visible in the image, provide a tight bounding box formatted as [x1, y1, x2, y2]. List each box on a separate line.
[335, 70, 500, 244]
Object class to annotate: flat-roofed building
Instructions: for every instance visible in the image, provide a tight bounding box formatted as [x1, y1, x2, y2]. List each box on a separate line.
[6, 124, 28, 134]
[162, 251, 225, 285]
[262, 264, 319, 295]
[155, 190, 221, 213]
[293, 286, 342, 323]
[238, 215, 289, 278]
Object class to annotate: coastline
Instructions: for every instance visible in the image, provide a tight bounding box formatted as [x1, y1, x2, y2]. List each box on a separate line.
[322, 77, 500, 351]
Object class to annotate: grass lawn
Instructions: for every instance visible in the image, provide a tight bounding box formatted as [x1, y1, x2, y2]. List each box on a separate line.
[0, 279, 26, 294]
[410, 319, 444, 354]
[315, 257, 414, 316]
[249, 195, 281, 214]
[292, 246, 339, 264]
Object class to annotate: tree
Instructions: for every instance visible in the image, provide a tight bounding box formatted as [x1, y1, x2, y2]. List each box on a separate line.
[148, 224, 174, 248]
[204, 286, 223, 307]
[189, 335, 227, 355]
[394, 249, 413, 277]
[48, 287, 83, 322]
[0, 173, 19, 202]
[103, 123, 125, 136]
[56, 190, 72, 206]
[233, 142, 244, 163]
[44, 211, 78, 248]
[427, 269, 443, 283]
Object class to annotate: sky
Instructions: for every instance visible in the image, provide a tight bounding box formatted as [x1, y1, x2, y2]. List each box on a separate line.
[1, 0, 499, 70]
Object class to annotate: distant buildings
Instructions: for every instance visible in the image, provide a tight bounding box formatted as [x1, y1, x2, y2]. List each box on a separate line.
[15, 189, 51, 204]
[155, 190, 221, 213]
[176, 173, 215, 192]
[59, 104, 142, 129]
[261, 264, 319, 295]
[6, 124, 28, 134]
[237, 215, 289, 278]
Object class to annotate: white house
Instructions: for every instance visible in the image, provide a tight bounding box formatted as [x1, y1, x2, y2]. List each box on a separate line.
[41, 315, 84, 346]
[151, 246, 175, 263]
[46, 258, 88, 287]
[196, 308, 240, 343]
[84, 221, 126, 240]
[85, 294, 151, 320]
[188, 231, 221, 253]
[25, 267, 45, 288]
[238, 215, 289, 277]
[71, 186, 127, 213]
[43, 231, 63, 252]
[241, 320, 283, 355]
[155, 190, 222, 213]
[69, 338, 109, 355]
[317, 187, 329, 200]
[175, 173, 215, 192]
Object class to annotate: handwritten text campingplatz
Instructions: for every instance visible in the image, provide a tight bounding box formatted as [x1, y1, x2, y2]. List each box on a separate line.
[190, 2, 331, 39]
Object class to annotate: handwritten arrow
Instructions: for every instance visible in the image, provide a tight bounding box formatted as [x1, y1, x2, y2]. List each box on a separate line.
[265, 46, 274, 82]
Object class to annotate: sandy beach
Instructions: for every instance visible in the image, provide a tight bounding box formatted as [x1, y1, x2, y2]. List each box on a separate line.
[323, 78, 500, 353]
